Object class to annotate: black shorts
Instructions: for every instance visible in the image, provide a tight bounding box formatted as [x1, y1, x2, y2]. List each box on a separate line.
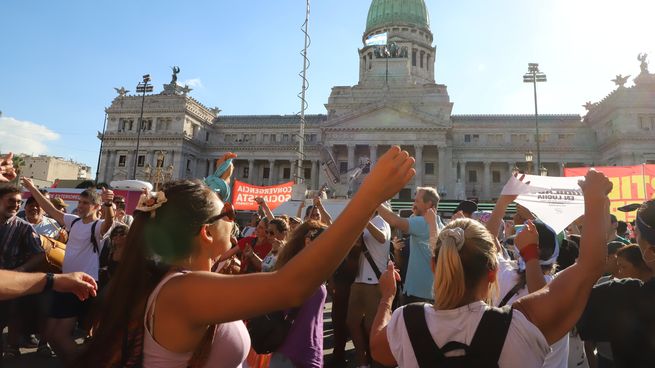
[49, 291, 93, 319]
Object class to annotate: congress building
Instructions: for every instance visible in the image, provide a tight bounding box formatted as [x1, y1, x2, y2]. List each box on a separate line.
[98, 0, 655, 202]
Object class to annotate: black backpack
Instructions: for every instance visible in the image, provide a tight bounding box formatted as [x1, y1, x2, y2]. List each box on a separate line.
[403, 303, 513, 368]
[70, 218, 100, 253]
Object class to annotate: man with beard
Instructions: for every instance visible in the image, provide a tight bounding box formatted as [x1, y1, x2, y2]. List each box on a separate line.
[0, 185, 46, 359]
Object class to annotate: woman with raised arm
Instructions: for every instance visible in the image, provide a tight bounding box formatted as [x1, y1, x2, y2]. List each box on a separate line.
[76, 146, 414, 368]
[370, 169, 612, 367]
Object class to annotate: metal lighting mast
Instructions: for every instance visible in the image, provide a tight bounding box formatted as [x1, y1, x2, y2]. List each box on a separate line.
[296, 0, 311, 185]
[523, 63, 547, 175]
[132, 74, 153, 180]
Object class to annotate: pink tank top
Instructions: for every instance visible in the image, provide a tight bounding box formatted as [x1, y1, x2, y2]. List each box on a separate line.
[142, 272, 250, 368]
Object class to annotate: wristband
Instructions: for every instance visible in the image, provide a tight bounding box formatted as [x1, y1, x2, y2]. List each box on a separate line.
[103, 202, 113, 207]
[43, 273, 54, 292]
[519, 243, 540, 263]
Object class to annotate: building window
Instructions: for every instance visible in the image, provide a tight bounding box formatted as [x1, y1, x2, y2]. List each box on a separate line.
[311, 134, 317, 142]
[137, 155, 145, 167]
[263, 134, 269, 142]
[283, 168, 291, 179]
[640, 116, 652, 130]
[492, 170, 501, 183]
[263, 167, 270, 179]
[304, 167, 312, 179]
[118, 155, 126, 167]
[120, 119, 133, 131]
[472, 134, 479, 143]
[283, 134, 290, 143]
[186, 159, 191, 171]
[468, 170, 477, 183]
[425, 163, 435, 175]
[205, 132, 210, 141]
[464, 134, 471, 143]
[142, 119, 153, 131]
[271, 135, 276, 143]
[420, 51, 425, 68]
[339, 162, 348, 174]
[412, 50, 417, 66]
[243, 167, 249, 178]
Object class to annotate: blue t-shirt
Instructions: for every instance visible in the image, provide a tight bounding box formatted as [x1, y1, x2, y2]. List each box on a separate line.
[403, 215, 443, 300]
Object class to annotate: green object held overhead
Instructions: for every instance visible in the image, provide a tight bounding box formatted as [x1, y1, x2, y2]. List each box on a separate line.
[365, 0, 430, 33]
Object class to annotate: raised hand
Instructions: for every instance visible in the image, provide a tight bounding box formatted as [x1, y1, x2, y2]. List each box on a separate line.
[53, 272, 98, 301]
[391, 236, 405, 252]
[578, 169, 612, 199]
[254, 197, 265, 205]
[0, 152, 16, 182]
[378, 261, 401, 300]
[358, 146, 415, 204]
[101, 187, 115, 204]
[515, 220, 539, 252]
[21, 176, 36, 189]
[425, 207, 437, 223]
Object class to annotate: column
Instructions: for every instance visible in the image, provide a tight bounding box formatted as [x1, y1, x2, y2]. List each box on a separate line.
[268, 159, 275, 185]
[559, 162, 566, 176]
[311, 160, 318, 189]
[369, 145, 378, 164]
[414, 144, 424, 187]
[438, 146, 447, 190]
[289, 159, 295, 181]
[347, 144, 356, 170]
[507, 162, 514, 176]
[99, 150, 110, 183]
[483, 161, 491, 200]
[248, 159, 255, 183]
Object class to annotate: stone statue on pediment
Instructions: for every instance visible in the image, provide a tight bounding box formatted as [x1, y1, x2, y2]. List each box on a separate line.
[611, 74, 630, 88]
[114, 87, 129, 97]
[638, 53, 649, 74]
[171, 66, 180, 84]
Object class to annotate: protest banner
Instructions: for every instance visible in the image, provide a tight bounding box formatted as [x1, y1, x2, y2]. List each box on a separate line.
[232, 180, 294, 211]
[501, 174, 585, 234]
[565, 164, 655, 222]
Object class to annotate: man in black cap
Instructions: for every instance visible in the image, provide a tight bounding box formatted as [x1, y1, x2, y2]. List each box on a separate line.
[452, 200, 477, 219]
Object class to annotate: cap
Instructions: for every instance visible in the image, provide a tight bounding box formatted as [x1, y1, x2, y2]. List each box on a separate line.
[618, 203, 641, 212]
[50, 197, 69, 208]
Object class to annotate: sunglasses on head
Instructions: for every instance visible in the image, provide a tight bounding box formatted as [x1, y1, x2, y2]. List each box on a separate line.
[205, 202, 236, 224]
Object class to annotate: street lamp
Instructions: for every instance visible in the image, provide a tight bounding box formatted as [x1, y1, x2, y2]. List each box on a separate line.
[523, 63, 547, 175]
[132, 74, 153, 180]
[524, 151, 533, 174]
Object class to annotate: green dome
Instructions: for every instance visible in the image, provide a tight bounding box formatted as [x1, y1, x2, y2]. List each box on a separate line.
[365, 0, 430, 33]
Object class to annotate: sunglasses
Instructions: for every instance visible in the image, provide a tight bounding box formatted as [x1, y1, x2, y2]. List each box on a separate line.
[205, 202, 236, 224]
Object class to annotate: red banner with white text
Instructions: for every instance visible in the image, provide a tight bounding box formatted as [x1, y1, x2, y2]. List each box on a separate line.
[564, 164, 655, 222]
[231, 180, 294, 211]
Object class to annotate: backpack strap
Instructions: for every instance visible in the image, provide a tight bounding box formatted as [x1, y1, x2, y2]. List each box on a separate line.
[91, 220, 100, 253]
[469, 306, 513, 365]
[498, 280, 525, 307]
[362, 243, 383, 280]
[70, 217, 82, 231]
[402, 303, 445, 366]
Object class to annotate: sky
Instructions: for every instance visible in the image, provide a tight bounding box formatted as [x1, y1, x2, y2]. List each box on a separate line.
[1, 0, 654, 176]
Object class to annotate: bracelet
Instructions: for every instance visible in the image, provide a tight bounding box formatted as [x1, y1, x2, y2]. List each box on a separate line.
[43, 273, 54, 292]
[520, 243, 540, 263]
[103, 202, 113, 207]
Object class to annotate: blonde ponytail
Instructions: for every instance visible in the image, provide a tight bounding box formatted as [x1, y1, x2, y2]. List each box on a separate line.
[433, 219, 498, 310]
[434, 228, 466, 309]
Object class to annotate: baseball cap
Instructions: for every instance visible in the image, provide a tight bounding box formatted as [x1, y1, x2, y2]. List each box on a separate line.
[455, 200, 478, 215]
[51, 197, 69, 208]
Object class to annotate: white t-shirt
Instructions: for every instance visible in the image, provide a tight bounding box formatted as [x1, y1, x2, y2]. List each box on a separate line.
[493, 254, 568, 368]
[387, 301, 549, 368]
[63, 214, 105, 280]
[32, 217, 62, 238]
[355, 215, 391, 284]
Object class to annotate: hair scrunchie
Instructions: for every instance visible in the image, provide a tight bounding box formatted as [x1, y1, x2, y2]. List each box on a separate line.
[439, 227, 466, 251]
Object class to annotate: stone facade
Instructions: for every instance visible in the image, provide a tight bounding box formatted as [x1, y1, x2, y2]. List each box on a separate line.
[98, 1, 655, 202]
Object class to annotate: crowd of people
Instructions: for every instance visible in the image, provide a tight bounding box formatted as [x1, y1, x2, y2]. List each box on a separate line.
[1, 148, 655, 368]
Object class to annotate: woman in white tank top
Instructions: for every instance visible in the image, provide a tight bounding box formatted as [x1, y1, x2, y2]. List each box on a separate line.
[370, 170, 613, 367]
[75, 148, 415, 368]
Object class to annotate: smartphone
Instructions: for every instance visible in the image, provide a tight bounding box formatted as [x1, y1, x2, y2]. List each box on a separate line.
[514, 224, 526, 235]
